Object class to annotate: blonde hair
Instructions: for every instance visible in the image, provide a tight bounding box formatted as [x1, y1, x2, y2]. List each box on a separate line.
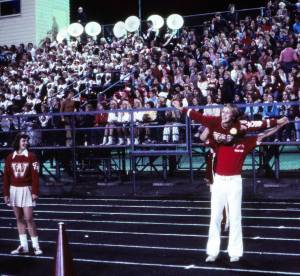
[223, 103, 240, 122]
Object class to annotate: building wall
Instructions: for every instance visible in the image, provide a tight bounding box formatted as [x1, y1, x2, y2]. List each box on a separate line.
[0, 0, 36, 46]
[35, 0, 70, 45]
[0, 0, 70, 47]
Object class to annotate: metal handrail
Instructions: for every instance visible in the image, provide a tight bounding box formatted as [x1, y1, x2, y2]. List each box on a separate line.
[100, 6, 265, 29]
[0, 101, 299, 195]
[0, 100, 299, 119]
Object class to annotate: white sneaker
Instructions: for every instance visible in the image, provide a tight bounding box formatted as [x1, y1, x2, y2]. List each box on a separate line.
[230, 256, 240, 262]
[11, 245, 29, 255]
[117, 138, 124, 145]
[205, 255, 217, 262]
[101, 137, 108, 145]
[33, 247, 43, 255]
[106, 137, 114, 145]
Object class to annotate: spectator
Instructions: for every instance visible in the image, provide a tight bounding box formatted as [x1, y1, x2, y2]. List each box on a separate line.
[293, 17, 300, 34]
[294, 89, 300, 141]
[211, 12, 228, 34]
[262, 94, 279, 119]
[142, 101, 157, 143]
[0, 0, 300, 145]
[76, 6, 87, 25]
[278, 92, 293, 141]
[279, 45, 295, 74]
[102, 100, 118, 145]
[94, 102, 108, 145]
[116, 101, 131, 145]
[226, 4, 238, 25]
[203, 95, 221, 117]
[0, 108, 11, 146]
[38, 104, 52, 146]
[60, 90, 76, 147]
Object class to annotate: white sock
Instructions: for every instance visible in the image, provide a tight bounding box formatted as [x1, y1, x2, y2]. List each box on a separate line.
[19, 234, 28, 250]
[31, 236, 40, 249]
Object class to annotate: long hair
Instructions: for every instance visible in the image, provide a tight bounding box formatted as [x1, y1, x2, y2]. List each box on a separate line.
[12, 133, 30, 151]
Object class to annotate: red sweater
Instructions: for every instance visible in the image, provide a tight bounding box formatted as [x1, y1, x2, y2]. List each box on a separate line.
[3, 151, 39, 197]
[214, 136, 257, 175]
[184, 108, 277, 143]
[95, 113, 108, 126]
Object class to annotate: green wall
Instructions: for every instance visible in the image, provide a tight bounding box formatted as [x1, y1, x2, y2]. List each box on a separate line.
[35, 0, 69, 45]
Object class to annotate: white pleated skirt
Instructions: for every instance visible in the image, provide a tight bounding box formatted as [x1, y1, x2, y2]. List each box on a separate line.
[9, 186, 36, 208]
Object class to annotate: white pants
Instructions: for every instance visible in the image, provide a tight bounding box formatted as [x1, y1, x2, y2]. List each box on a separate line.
[206, 174, 243, 258]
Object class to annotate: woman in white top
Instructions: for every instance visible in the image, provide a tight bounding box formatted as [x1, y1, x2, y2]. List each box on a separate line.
[133, 99, 145, 145]
[117, 101, 132, 145]
[102, 100, 119, 145]
[203, 95, 221, 117]
[197, 74, 209, 97]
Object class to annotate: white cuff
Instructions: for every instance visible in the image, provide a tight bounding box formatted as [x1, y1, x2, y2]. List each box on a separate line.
[187, 109, 192, 117]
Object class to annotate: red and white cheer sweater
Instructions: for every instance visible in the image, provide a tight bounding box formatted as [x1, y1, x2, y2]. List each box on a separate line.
[3, 150, 39, 197]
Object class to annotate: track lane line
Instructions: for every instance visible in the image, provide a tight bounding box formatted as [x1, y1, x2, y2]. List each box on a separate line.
[0, 216, 299, 230]
[0, 226, 299, 241]
[1, 238, 300, 257]
[1, 209, 300, 220]
[0, 253, 298, 275]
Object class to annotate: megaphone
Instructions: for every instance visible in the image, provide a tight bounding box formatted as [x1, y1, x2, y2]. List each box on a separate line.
[113, 21, 127, 38]
[125, 16, 140, 33]
[56, 28, 68, 43]
[147, 15, 164, 30]
[85, 22, 101, 37]
[67, 23, 84, 37]
[166, 14, 184, 30]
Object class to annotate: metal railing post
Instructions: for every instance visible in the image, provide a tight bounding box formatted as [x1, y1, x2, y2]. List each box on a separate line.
[250, 105, 256, 194]
[275, 145, 280, 181]
[71, 115, 77, 187]
[130, 110, 136, 194]
[252, 151, 257, 194]
[186, 116, 194, 184]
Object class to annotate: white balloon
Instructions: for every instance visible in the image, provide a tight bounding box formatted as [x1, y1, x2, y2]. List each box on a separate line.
[125, 16, 140, 32]
[67, 23, 84, 37]
[166, 14, 184, 30]
[85, 22, 102, 37]
[56, 28, 68, 43]
[147, 15, 164, 30]
[113, 21, 127, 38]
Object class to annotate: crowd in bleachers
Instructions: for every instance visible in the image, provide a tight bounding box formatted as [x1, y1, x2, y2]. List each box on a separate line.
[1, 0, 300, 146]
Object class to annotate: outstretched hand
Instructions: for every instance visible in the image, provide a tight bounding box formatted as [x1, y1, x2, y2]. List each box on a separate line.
[277, 117, 289, 127]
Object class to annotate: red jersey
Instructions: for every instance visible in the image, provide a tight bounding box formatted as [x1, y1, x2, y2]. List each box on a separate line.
[95, 113, 108, 126]
[3, 150, 39, 197]
[184, 108, 276, 144]
[214, 136, 257, 176]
